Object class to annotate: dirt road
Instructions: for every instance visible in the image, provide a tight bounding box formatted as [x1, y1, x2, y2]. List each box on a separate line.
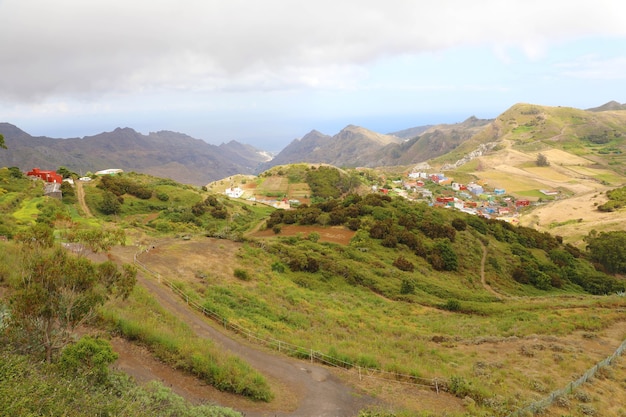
[75, 179, 93, 218]
[109, 245, 381, 417]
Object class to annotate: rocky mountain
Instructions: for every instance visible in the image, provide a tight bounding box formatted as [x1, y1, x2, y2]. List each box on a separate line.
[262, 117, 492, 170]
[0, 124, 270, 186]
[259, 125, 403, 170]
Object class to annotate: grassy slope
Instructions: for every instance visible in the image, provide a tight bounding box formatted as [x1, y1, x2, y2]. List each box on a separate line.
[432, 104, 626, 246]
[3, 103, 626, 416]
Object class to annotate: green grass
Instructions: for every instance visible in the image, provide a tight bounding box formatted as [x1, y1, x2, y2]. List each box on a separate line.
[101, 284, 273, 401]
[12, 196, 46, 224]
[0, 347, 242, 417]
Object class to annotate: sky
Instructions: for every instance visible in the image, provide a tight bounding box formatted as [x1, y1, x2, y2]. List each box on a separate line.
[1, 0, 626, 151]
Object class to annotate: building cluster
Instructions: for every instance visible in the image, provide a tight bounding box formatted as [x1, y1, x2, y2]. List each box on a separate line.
[395, 170, 535, 222]
[25, 167, 124, 200]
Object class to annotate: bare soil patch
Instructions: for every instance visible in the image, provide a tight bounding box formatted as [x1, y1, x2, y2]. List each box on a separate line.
[251, 225, 355, 245]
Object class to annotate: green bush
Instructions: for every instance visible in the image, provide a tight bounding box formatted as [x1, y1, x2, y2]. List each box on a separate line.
[234, 268, 250, 281]
[59, 336, 118, 383]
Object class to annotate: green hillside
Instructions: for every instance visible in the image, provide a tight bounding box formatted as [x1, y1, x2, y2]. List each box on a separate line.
[1, 163, 625, 416]
[434, 104, 626, 174]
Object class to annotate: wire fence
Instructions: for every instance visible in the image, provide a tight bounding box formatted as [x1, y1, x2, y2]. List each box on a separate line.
[506, 336, 626, 416]
[133, 248, 445, 392]
[133, 247, 626, 412]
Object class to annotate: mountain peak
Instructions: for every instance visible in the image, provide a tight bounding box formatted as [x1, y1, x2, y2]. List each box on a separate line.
[587, 100, 626, 112]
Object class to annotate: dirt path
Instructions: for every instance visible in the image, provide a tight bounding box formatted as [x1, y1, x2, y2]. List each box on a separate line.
[75, 180, 93, 218]
[109, 245, 381, 417]
[479, 241, 504, 299]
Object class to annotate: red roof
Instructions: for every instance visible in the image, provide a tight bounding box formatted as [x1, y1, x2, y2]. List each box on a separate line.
[27, 168, 63, 183]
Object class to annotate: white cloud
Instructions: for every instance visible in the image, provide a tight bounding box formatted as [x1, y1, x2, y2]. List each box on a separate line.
[0, 0, 625, 102]
[557, 56, 626, 80]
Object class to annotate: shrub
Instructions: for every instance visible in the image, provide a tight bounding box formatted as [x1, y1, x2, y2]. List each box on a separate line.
[442, 299, 461, 312]
[59, 336, 118, 383]
[271, 262, 285, 273]
[451, 218, 467, 231]
[233, 268, 250, 281]
[393, 256, 415, 272]
[400, 278, 415, 294]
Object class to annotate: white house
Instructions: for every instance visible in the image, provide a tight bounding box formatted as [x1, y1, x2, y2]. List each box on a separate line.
[225, 187, 244, 198]
[95, 169, 123, 176]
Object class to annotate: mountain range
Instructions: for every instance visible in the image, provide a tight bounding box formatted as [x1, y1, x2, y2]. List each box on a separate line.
[0, 124, 270, 186]
[1, 100, 626, 185]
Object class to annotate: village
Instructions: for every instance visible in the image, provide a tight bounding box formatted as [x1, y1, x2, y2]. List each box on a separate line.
[221, 168, 560, 225]
[25, 165, 553, 225]
[389, 170, 560, 224]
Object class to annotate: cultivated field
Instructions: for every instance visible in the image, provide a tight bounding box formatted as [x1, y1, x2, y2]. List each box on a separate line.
[468, 141, 626, 246]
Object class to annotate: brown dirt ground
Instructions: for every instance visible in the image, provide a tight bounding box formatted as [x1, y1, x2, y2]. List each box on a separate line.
[251, 224, 355, 245]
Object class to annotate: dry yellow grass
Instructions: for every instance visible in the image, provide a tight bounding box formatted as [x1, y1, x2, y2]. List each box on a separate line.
[466, 140, 626, 246]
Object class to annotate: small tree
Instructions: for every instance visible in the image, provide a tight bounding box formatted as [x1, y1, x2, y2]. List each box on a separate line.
[0, 133, 5, 149]
[536, 153, 550, 167]
[8, 246, 136, 362]
[59, 336, 118, 383]
[99, 191, 122, 215]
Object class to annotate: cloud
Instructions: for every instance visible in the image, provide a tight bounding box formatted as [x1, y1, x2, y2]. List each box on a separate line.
[1, 0, 625, 101]
[557, 56, 626, 80]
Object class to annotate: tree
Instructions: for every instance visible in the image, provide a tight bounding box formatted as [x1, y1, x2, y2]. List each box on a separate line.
[8, 246, 136, 362]
[98, 190, 122, 215]
[429, 239, 459, 271]
[64, 226, 126, 253]
[57, 166, 77, 179]
[536, 153, 550, 167]
[0, 133, 5, 149]
[585, 230, 626, 274]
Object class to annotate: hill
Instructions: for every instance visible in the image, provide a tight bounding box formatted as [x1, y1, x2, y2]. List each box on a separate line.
[423, 103, 626, 244]
[261, 125, 403, 170]
[1, 162, 626, 416]
[0, 123, 270, 186]
[586, 100, 626, 112]
[263, 118, 492, 170]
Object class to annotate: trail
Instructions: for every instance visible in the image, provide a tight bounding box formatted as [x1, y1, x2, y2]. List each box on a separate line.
[75, 180, 93, 218]
[479, 241, 504, 300]
[109, 245, 380, 417]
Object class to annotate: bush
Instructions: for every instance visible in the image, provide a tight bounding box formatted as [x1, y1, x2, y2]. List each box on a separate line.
[442, 299, 461, 312]
[451, 218, 467, 231]
[400, 278, 415, 294]
[393, 256, 414, 272]
[59, 337, 118, 383]
[233, 268, 250, 281]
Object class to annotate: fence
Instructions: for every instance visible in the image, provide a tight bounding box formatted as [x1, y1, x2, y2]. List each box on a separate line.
[506, 336, 626, 416]
[133, 248, 444, 392]
[134, 247, 626, 412]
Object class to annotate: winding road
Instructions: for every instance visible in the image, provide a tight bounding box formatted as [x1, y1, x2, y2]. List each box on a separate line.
[109, 245, 381, 417]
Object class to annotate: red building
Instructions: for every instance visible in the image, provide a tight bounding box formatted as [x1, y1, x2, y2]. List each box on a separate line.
[27, 168, 63, 183]
[515, 199, 531, 207]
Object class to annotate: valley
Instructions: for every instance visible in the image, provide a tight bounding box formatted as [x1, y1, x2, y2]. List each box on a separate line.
[1, 101, 626, 417]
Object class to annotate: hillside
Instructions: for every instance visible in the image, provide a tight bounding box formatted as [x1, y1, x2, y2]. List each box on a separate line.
[263, 118, 492, 170]
[427, 103, 626, 245]
[262, 125, 404, 170]
[2, 101, 626, 416]
[0, 123, 270, 186]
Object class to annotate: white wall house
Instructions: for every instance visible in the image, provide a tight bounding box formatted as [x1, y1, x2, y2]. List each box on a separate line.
[225, 187, 244, 198]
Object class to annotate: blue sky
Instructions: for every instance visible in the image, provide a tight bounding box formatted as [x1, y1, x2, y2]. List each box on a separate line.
[1, 0, 625, 151]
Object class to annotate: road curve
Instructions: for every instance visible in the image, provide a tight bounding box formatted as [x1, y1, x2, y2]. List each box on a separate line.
[109, 245, 381, 417]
